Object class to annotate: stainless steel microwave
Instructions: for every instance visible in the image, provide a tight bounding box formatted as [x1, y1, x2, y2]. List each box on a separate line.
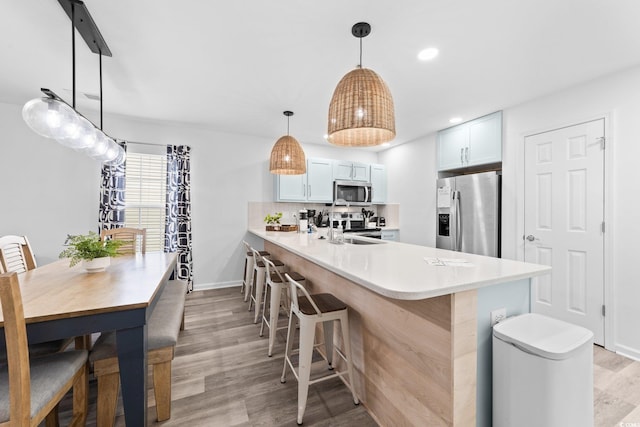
[333, 180, 372, 206]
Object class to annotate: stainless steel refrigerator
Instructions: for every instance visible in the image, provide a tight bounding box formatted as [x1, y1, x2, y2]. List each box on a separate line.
[436, 171, 501, 257]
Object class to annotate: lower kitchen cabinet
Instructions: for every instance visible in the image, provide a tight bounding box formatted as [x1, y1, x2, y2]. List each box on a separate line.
[380, 230, 398, 241]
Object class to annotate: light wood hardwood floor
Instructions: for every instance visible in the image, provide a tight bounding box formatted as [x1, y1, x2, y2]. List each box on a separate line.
[54, 287, 640, 426]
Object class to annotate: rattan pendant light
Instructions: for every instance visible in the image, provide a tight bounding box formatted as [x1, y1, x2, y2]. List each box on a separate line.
[327, 22, 395, 147]
[269, 111, 306, 175]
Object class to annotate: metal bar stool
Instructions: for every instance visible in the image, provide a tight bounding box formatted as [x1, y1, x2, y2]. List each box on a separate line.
[241, 241, 269, 302]
[281, 274, 359, 425]
[248, 247, 285, 323]
[259, 256, 305, 357]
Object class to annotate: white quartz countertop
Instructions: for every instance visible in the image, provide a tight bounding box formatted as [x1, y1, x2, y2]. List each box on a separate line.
[249, 228, 551, 300]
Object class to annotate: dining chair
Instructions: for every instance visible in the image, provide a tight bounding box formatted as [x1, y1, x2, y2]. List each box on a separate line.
[0, 272, 89, 426]
[0, 235, 74, 357]
[100, 227, 147, 254]
[0, 235, 37, 274]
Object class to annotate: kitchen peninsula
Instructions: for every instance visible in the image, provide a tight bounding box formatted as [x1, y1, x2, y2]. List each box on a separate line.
[249, 228, 550, 427]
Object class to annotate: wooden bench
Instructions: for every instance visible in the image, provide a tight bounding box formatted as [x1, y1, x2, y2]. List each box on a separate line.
[89, 279, 187, 425]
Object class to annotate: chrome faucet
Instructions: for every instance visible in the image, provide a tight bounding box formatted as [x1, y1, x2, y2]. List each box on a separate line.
[329, 198, 347, 243]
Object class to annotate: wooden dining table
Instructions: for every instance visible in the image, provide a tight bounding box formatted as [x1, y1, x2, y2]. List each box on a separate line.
[0, 251, 178, 426]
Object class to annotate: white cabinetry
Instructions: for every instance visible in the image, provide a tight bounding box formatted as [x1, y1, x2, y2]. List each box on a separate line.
[276, 173, 306, 202]
[333, 161, 370, 182]
[275, 158, 333, 202]
[370, 164, 387, 204]
[381, 230, 398, 241]
[437, 111, 502, 171]
[306, 158, 333, 202]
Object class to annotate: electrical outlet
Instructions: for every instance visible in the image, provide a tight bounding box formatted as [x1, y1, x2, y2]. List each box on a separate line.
[490, 308, 506, 327]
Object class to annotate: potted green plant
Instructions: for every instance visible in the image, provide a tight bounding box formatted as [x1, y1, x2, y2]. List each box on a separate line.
[59, 231, 127, 272]
[264, 212, 283, 231]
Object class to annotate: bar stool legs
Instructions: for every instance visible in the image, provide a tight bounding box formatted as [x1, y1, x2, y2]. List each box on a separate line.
[259, 258, 305, 357]
[248, 249, 285, 323]
[280, 274, 359, 425]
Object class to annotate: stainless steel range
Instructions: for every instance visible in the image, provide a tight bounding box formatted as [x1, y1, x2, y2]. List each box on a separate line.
[329, 212, 382, 238]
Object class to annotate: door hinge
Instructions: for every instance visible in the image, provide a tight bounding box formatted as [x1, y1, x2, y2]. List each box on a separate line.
[601, 221, 605, 233]
[602, 305, 606, 317]
[597, 136, 606, 149]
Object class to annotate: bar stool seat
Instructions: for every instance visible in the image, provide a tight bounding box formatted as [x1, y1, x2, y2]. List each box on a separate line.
[248, 249, 285, 323]
[259, 258, 305, 356]
[241, 241, 269, 301]
[281, 274, 359, 425]
[298, 293, 346, 315]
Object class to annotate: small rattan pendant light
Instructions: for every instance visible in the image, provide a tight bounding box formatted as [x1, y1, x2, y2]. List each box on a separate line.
[269, 111, 306, 175]
[327, 22, 396, 147]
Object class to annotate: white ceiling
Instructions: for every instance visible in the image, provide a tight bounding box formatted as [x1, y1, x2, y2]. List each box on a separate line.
[2, 0, 640, 150]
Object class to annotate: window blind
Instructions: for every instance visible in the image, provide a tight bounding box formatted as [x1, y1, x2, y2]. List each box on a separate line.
[124, 152, 167, 252]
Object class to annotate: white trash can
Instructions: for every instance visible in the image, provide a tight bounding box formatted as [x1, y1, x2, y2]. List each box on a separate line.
[493, 313, 593, 427]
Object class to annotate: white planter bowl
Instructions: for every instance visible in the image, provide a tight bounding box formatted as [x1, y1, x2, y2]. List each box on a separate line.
[83, 256, 110, 273]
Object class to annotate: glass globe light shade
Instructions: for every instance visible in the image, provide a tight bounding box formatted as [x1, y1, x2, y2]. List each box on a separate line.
[22, 97, 77, 139]
[82, 132, 110, 158]
[104, 145, 126, 166]
[58, 116, 96, 149]
[99, 139, 120, 162]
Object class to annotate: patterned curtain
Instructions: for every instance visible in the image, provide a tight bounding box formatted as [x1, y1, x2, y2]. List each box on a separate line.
[99, 141, 127, 231]
[165, 145, 193, 291]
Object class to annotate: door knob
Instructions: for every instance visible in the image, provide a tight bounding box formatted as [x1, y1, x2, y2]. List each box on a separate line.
[525, 235, 536, 242]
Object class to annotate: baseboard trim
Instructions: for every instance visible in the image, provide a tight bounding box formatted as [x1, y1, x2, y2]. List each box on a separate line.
[193, 281, 242, 292]
[615, 344, 640, 362]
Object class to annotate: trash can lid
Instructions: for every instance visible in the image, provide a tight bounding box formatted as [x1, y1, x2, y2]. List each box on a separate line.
[493, 313, 593, 360]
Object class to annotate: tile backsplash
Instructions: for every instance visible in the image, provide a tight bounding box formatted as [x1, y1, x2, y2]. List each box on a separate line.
[248, 202, 399, 230]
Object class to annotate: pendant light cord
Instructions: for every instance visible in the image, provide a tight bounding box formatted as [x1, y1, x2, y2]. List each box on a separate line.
[359, 37, 363, 68]
[71, 2, 76, 109]
[99, 51, 103, 130]
[287, 116, 290, 136]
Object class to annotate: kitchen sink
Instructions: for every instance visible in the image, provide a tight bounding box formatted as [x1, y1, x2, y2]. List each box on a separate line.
[344, 237, 385, 245]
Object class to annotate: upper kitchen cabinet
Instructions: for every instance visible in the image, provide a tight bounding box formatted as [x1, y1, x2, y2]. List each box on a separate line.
[275, 157, 333, 203]
[370, 164, 387, 204]
[333, 161, 370, 182]
[306, 158, 333, 202]
[437, 111, 502, 171]
[276, 173, 307, 202]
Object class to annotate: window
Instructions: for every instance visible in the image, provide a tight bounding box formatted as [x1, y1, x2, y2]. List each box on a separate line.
[124, 152, 166, 252]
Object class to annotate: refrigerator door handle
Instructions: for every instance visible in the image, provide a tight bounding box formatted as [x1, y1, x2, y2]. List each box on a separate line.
[454, 191, 462, 251]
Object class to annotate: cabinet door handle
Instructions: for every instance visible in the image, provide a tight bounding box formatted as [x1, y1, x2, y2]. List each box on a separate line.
[303, 184, 306, 197]
[465, 147, 469, 163]
[460, 148, 464, 164]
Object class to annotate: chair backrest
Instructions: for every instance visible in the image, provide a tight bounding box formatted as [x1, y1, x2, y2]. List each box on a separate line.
[0, 235, 37, 274]
[0, 271, 33, 424]
[285, 273, 322, 316]
[262, 254, 287, 286]
[100, 227, 146, 254]
[242, 240, 252, 256]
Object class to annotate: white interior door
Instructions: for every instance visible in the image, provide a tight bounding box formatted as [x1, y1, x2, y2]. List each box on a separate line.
[524, 119, 605, 344]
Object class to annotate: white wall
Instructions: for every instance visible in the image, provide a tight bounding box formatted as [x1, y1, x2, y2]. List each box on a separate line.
[380, 65, 640, 358]
[0, 103, 100, 265]
[378, 133, 438, 246]
[0, 103, 377, 290]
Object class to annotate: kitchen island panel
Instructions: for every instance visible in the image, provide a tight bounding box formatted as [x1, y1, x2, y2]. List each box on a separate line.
[267, 242, 476, 427]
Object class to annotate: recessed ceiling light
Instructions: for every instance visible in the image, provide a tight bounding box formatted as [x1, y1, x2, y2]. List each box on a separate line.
[449, 117, 463, 124]
[418, 47, 439, 61]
